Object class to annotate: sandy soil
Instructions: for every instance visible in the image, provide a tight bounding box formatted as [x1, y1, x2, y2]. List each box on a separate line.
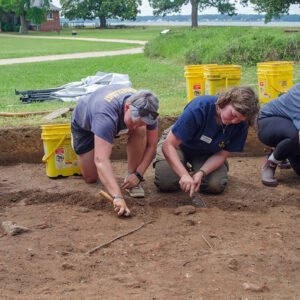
[1, 156, 299, 300]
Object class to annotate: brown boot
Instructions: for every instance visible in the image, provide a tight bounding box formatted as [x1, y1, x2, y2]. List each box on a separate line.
[261, 159, 278, 187]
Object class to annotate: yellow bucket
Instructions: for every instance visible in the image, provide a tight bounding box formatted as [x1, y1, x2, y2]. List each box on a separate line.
[204, 65, 242, 95]
[184, 64, 217, 102]
[41, 124, 81, 178]
[257, 61, 293, 104]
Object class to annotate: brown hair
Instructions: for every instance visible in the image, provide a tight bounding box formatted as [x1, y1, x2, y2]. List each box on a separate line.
[216, 86, 259, 126]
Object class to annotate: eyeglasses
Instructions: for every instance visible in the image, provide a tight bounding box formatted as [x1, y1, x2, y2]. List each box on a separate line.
[131, 104, 159, 120]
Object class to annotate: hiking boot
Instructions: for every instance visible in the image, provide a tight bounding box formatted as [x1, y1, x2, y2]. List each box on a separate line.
[278, 159, 291, 169]
[261, 159, 278, 187]
[126, 184, 145, 198]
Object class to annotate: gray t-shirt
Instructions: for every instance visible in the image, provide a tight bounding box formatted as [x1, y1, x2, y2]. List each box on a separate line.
[259, 83, 300, 130]
[71, 84, 158, 144]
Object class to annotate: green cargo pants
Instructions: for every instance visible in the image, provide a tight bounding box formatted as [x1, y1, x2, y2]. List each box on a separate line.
[153, 126, 228, 194]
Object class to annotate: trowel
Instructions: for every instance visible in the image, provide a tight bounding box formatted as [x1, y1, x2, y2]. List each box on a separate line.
[190, 194, 207, 208]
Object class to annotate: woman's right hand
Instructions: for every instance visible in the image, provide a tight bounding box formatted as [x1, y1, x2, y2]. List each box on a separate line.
[113, 198, 130, 217]
[179, 174, 195, 194]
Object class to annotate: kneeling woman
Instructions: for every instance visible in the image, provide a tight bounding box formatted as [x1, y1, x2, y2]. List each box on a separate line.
[258, 83, 300, 187]
[154, 87, 259, 196]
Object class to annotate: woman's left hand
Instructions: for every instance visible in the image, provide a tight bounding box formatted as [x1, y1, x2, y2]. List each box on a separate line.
[121, 173, 140, 189]
[192, 171, 204, 194]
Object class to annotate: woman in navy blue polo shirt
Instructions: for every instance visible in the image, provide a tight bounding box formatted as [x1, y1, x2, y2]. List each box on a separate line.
[154, 86, 259, 196]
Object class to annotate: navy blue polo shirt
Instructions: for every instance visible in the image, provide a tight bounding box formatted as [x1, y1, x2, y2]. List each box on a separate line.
[172, 95, 248, 156]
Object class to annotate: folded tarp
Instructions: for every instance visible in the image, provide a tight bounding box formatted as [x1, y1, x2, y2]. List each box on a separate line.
[16, 72, 132, 103]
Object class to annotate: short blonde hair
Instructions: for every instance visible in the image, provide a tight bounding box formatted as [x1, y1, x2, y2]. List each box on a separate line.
[216, 86, 259, 126]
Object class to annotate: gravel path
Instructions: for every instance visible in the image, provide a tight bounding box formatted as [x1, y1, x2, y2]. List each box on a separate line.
[0, 33, 147, 44]
[0, 33, 146, 65]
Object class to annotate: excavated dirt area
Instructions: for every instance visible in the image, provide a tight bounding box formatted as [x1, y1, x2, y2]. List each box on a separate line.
[1, 127, 300, 299]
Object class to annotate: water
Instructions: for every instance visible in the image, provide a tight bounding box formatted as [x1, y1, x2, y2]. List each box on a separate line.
[108, 20, 300, 27]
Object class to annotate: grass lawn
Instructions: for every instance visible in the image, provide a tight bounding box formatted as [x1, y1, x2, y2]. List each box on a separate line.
[8, 26, 177, 41]
[0, 36, 141, 59]
[0, 54, 186, 127]
[1, 54, 299, 128]
[1, 26, 300, 128]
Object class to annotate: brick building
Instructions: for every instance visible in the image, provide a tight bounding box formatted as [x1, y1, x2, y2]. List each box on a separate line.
[31, 3, 61, 32]
[1, 3, 61, 32]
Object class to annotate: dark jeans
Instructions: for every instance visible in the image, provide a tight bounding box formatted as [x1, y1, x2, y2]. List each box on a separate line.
[258, 116, 300, 176]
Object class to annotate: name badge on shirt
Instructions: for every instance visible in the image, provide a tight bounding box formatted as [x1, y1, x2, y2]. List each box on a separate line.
[200, 135, 212, 144]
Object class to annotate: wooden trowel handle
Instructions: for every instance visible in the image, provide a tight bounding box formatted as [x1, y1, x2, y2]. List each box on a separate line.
[99, 190, 114, 203]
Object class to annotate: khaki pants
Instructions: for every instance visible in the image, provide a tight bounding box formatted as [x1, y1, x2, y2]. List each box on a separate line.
[153, 126, 228, 194]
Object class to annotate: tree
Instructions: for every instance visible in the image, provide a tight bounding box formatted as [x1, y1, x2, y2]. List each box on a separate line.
[61, 0, 142, 28]
[149, 0, 237, 28]
[241, 0, 300, 22]
[0, 0, 50, 34]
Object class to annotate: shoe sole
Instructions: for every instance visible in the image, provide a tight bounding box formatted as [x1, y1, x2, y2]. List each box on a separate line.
[262, 180, 278, 187]
[125, 189, 145, 198]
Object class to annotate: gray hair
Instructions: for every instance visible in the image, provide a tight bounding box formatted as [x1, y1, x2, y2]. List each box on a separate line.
[126, 90, 159, 112]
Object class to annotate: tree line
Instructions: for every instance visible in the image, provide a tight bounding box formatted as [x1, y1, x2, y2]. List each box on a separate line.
[132, 14, 300, 22]
[0, 0, 299, 34]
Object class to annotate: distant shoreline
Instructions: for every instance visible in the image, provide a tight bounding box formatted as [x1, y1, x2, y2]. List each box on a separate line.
[63, 20, 300, 27]
[61, 13, 300, 27]
[108, 21, 300, 27]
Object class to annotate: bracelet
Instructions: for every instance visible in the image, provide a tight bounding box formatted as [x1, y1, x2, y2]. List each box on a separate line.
[134, 171, 145, 182]
[113, 195, 124, 200]
[199, 169, 207, 177]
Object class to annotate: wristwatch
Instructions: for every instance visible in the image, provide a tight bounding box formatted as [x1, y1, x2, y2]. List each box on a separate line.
[199, 169, 207, 177]
[134, 171, 145, 182]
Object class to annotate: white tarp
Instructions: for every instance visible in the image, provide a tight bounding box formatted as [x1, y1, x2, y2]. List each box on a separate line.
[52, 72, 132, 102]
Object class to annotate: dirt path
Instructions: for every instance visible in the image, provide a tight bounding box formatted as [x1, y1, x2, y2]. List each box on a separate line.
[0, 47, 144, 65]
[0, 33, 147, 45]
[0, 33, 146, 65]
[1, 157, 299, 299]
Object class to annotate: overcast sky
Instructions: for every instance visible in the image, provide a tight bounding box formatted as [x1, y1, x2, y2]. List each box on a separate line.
[53, 0, 300, 16]
[138, 0, 300, 16]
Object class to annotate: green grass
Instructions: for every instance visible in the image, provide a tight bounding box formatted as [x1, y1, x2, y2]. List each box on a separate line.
[10, 26, 176, 41]
[145, 26, 300, 66]
[0, 36, 140, 59]
[0, 54, 186, 127]
[1, 26, 300, 128]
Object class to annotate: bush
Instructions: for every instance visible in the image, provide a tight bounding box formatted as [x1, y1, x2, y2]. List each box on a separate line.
[1, 21, 20, 32]
[145, 27, 300, 66]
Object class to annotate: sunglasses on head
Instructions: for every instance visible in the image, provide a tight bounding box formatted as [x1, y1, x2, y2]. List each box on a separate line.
[131, 104, 159, 120]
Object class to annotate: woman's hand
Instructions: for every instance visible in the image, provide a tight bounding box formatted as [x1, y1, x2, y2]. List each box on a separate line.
[192, 171, 204, 194]
[113, 198, 131, 217]
[179, 174, 194, 194]
[121, 173, 139, 189]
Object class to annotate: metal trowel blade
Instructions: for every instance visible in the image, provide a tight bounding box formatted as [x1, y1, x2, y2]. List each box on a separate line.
[191, 194, 207, 208]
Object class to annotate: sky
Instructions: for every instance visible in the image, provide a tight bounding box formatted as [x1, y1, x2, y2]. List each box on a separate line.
[138, 0, 300, 16]
[53, 0, 300, 16]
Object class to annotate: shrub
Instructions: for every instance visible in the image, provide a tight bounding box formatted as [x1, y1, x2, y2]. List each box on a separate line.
[145, 27, 300, 66]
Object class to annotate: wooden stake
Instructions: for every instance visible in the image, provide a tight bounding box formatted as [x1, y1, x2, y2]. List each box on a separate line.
[86, 222, 151, 255]
[0, 111, 51, 117]
[202, 234, 213, 248]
